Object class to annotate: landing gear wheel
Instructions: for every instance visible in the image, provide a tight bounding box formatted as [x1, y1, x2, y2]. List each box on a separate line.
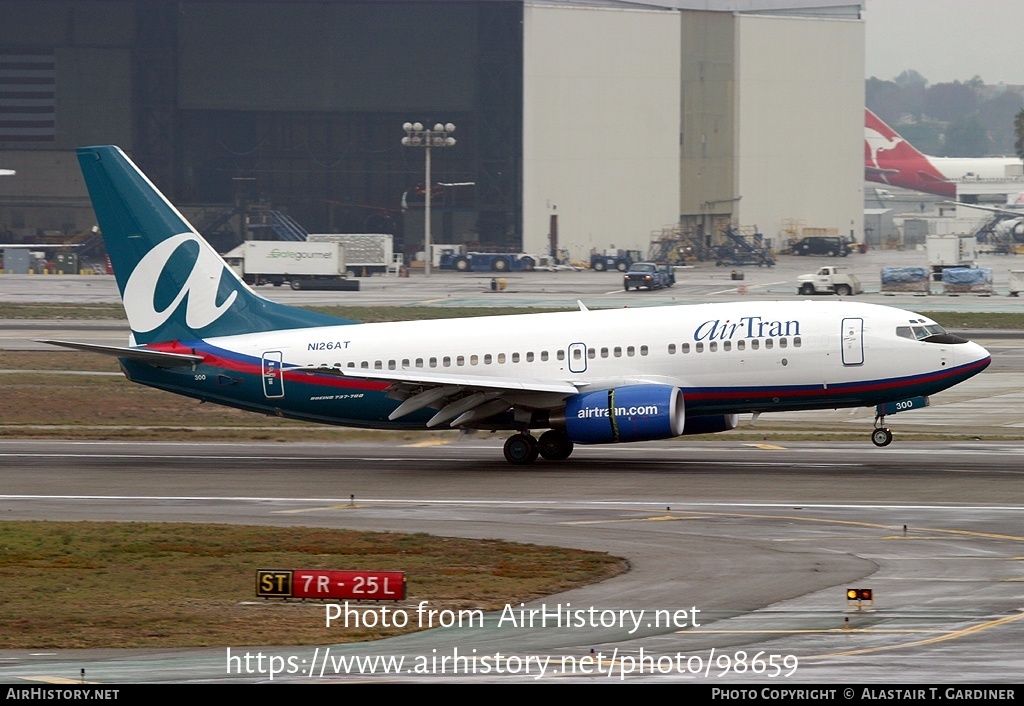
[503, 434, 539, 465]
[871, 427, 893, 447]
[538, 430, 574, 461]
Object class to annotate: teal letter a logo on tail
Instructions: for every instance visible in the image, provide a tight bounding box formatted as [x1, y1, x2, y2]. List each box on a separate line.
[77, 146, 352, 344]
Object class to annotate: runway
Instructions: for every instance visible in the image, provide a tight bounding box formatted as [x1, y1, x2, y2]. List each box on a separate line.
[1, 440, 1022, 683]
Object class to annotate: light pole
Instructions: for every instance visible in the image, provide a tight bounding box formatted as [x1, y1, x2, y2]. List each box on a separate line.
[402, 122, 456, 275]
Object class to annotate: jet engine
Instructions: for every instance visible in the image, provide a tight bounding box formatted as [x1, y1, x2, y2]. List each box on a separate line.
[549, 384, 685, 444]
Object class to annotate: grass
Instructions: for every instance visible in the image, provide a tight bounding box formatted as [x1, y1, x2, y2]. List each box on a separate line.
[0, 521, 627, 649]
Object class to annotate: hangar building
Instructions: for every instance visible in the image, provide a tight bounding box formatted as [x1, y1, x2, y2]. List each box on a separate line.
[0, 0, 863, 262]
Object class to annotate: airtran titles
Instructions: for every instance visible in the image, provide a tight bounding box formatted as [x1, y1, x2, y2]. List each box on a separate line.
[693, 316, 801, 342]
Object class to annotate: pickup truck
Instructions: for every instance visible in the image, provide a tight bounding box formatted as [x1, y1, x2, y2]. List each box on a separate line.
[796, 266, 862, 296]
[624, 262, 673, 291]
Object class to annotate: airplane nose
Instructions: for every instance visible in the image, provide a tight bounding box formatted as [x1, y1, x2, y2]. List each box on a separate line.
[961, 341, 992, 372]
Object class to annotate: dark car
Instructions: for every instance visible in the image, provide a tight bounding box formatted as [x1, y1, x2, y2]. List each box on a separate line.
[792, 236, 856, 257]
[623, 262, 671, 290]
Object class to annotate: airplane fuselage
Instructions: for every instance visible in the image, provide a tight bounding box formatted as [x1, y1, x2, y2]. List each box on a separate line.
[125, 301, 989, 433]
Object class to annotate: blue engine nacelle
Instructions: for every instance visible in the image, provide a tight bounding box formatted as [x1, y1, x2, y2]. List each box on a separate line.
[681, 413, 739, 436]
[552, 384, 686, 444]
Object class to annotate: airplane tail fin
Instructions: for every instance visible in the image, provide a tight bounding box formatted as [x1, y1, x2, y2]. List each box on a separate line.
[864, 109, 930, 160]
[77, 145, 354, 345]
[864, 109, 952, 197]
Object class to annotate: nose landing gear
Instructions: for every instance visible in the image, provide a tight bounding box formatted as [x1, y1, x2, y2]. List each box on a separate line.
[871, 414, 893, 447]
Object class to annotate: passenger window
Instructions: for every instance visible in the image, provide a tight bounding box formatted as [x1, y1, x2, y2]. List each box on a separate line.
[668, 344, 676, 354]
[709, 342, 717, 352]
[347, 361, 355, 368]
[498, 353, 506, 364]
[793, 337, 801, 348]
[695, 342, 704, 353]
[541, 351, 549, 361]
[484, 354, 492, 364]
[402, 358, 410, 367]
[765, 339, 774, 349]
[588, 348, 596, 359]
[779, 338, 787, 348]
[557, 350, 566, 361]
[429, 357, 437, 368]
[470, 355, 478, 365]
[640, 345, 648, 356]
[388, 360, 396, 370]
[512, 352, 520, 363]
[456, 355, 464, 366]
[737, 340, 745, 351]
[361, 361, 369, 369]
[526, 352, 534, 362]
[442, 356, 451, 367]
[374, 360, 382, 369]
[723, 341, 731, 351]
[627, 346, 635, 356]
[751, 340, 759, 350]
[682, 343, 690, 353]
[415, 358, 424, 367]
[600, 347, 609, 358]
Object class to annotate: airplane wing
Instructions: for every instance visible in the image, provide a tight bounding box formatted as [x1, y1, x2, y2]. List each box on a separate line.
[944, 201, 1024, 218]
[293, 364, 584, 428]
[302, 365, 581, 393]
[37, 340, 204, 367]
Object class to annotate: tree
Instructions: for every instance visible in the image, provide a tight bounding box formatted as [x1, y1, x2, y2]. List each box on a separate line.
[942, 113, 991, 157]
[1015, 108, 1024, 162]
[893, 70, 927, 120]
[925, 81, 978, 123]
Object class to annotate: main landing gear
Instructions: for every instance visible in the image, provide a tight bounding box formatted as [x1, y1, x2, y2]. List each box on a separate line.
[503, 430, 574, 465]
[871, 414, 893, 447]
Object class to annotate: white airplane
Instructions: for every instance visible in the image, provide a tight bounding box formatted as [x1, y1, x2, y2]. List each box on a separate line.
[865, 109, 1022, 198]
[45, 146, 991, 464]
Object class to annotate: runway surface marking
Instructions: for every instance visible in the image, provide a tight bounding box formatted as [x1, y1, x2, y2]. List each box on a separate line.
[3, 495, 1023, 514]
[806, 611, 1024, 659]
[684, 628, 947, 635]
[13, 677, 100, 685]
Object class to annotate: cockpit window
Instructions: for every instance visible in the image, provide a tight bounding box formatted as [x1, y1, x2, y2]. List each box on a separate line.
[898, 323, 967, 344]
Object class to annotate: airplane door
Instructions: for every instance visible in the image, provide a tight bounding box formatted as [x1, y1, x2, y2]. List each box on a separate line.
[262, 351, 285, 398]
[567, 342, 587, 374]
[841, 318, 864, 366]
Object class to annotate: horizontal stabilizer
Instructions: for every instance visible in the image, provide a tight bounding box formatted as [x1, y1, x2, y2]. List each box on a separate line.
[37, 340, 203, 367]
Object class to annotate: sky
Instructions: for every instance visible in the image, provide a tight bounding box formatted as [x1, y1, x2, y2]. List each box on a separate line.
[865, 0, 1024, 85]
